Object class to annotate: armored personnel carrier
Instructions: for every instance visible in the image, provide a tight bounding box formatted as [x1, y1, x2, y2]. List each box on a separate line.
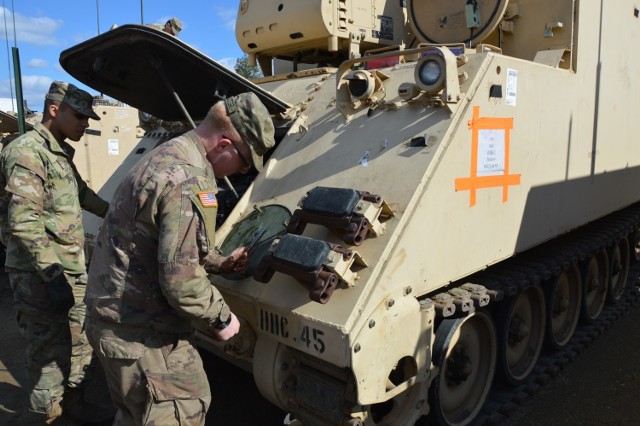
[72, 100, 144, 191]
[0, 101, 143, 192]
[61, 0, 640, 424]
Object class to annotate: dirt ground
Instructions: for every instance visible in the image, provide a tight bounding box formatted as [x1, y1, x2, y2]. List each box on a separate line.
[1, 271, 640, 426]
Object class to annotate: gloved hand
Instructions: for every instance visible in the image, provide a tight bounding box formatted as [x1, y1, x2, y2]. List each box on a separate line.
[48, 274, 75, 312]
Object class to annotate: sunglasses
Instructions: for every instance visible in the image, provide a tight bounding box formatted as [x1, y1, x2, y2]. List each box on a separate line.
[225, 135, 252, 169]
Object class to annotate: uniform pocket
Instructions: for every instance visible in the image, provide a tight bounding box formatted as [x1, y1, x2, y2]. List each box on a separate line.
[29, 387, 53, 414]
[144, 371, 211, 426]
[98, 337, 145, 359]
[189, 178, 218, 254]
[10, 272, 66, 317]
[145, 371, 210, 401]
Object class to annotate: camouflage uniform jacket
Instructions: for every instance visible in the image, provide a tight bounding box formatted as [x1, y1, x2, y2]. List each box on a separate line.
[0, 121, 108, 279]
[86, 130, 228, 335]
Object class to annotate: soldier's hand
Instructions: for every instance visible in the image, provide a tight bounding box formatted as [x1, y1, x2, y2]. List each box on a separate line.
[211, 312, 240, 341]
[219, 247, 249, 275]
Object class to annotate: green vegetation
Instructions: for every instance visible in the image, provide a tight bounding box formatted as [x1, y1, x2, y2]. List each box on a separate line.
[234, 53, 263, 79]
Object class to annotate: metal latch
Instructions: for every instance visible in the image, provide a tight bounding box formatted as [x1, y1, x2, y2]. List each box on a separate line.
[287, 186, 393, 246]
[253, 234, 365, 303]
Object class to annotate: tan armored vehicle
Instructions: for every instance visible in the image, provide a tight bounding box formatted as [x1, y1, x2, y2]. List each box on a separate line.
[0, 101, 142, 193]
[74, 100, 144, 192]
[0, 110, 36, 148]
[61, 0, 640, 424]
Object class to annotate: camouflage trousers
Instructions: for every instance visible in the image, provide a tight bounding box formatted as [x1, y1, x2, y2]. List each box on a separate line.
[86, 322, 211, 426]
[7, 270, 93, 414]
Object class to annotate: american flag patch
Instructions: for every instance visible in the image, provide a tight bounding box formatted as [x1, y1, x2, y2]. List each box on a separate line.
[198, 192, 218, 208]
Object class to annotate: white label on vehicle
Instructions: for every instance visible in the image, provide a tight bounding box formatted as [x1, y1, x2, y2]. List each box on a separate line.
[505, 68, 518, 106]
[477, 129, 505, 176]
[108, 139, 119, 155]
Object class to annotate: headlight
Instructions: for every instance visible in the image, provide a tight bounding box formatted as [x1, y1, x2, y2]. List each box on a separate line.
[346, 70, 375, 100]
[415, 54, 446, 93]
[418, 60, 441, 85]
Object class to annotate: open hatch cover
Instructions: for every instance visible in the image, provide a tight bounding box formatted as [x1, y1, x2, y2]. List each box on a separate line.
[59, 25, 290, 122]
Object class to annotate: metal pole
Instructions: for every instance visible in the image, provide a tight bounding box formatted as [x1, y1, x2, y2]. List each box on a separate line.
[96, 0, 100, 34]
[140, 0, 144, 24]
[11, 47, 25, 134]
[148, 53, 240, 198]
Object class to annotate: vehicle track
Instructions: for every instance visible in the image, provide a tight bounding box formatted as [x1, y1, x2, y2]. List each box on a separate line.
[478, 279, 640, 425]
[470, 204, 640, 425]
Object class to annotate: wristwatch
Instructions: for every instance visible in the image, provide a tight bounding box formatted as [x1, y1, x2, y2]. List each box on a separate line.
[213, 305, 231, 330]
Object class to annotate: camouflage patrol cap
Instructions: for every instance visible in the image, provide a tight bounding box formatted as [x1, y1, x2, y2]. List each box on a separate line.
[224, 92, 275, 172]
[46, 81, 100, 121]
[168, 17, 182, 35]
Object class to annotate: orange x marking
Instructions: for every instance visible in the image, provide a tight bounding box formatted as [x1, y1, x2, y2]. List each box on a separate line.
[455, 106, 521, 206]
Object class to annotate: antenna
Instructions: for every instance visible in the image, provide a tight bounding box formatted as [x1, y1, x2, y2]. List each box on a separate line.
[96, 0, 100, 34]
[10, 0, 15, 46]
[2, 0, 15, 110]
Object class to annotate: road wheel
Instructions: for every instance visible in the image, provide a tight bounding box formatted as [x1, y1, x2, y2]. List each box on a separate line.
[428, 310, 497, 425]
[545, 264, 582, 349]
[581, 249, 609, 322]
[497, 284, 546, 385]
[607, 236, 630, 303]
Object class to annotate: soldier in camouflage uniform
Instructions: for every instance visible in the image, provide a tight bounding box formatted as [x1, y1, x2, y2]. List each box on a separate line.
[147, 16, 183, 36]
[0, 81, 110, 423]
[85, 92, 275, 425]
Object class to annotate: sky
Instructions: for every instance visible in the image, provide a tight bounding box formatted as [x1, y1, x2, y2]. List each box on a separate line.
[0, 0, 246, 112]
